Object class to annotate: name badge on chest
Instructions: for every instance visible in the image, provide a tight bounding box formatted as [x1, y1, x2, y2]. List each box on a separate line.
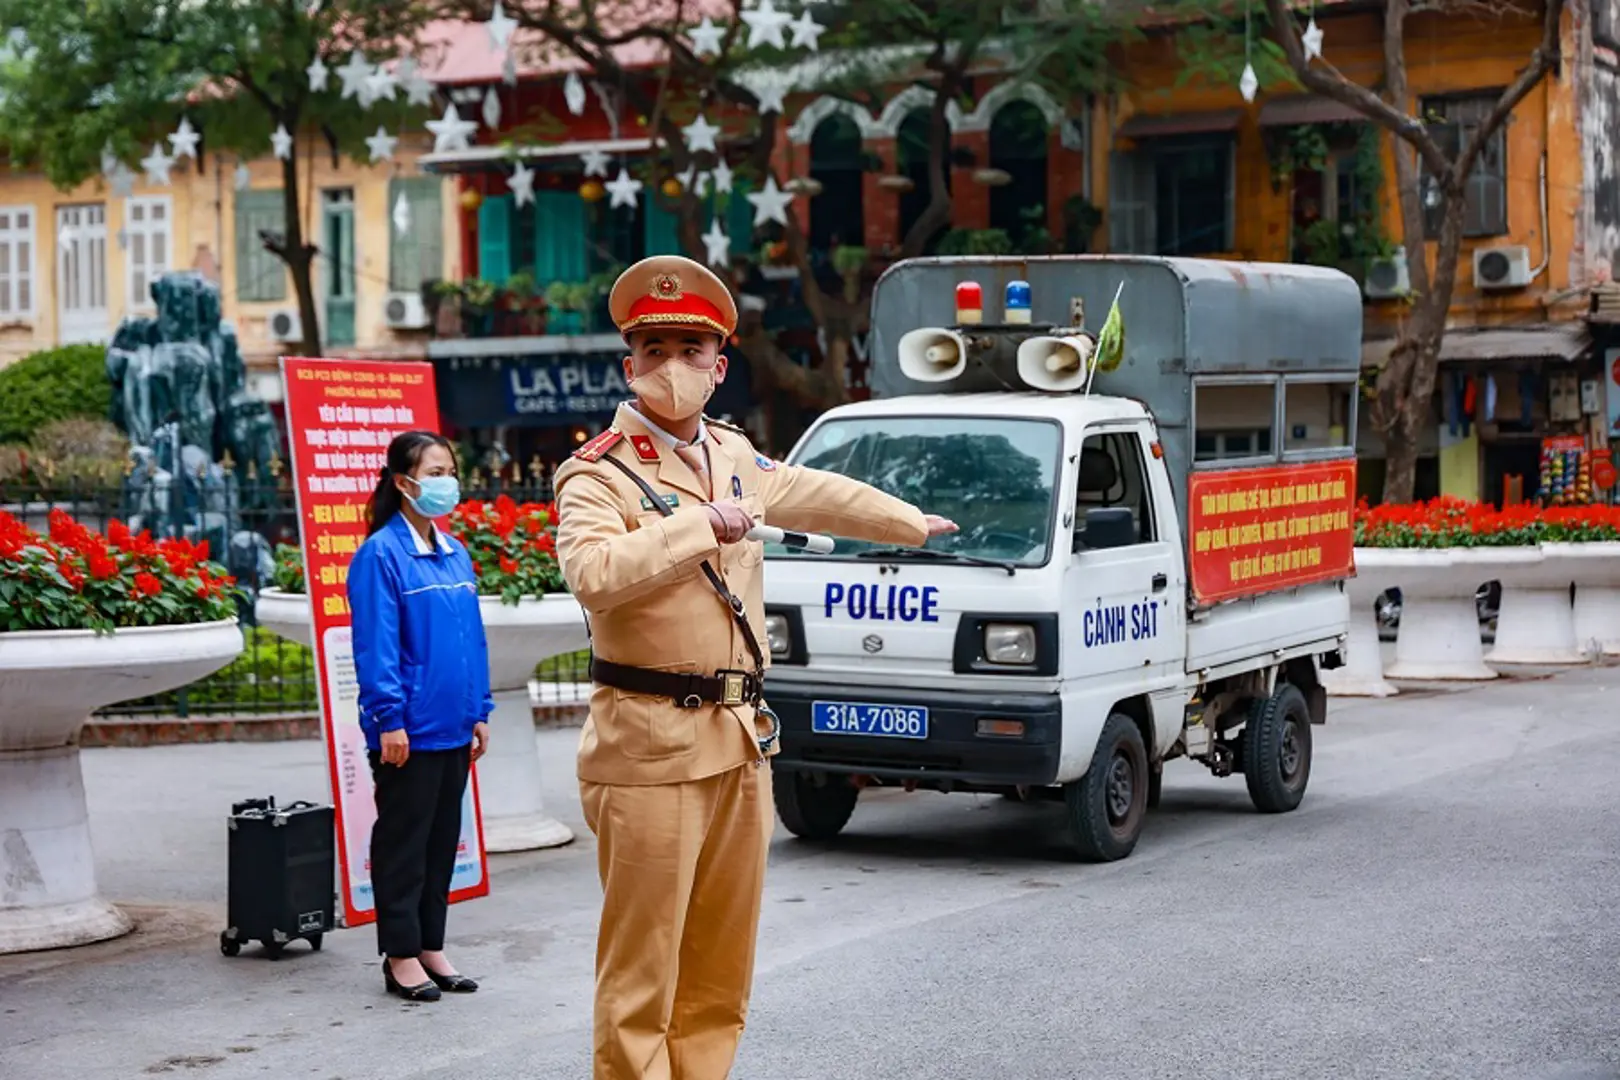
[731, 475, 742, 498]
[640, 493, 681, 511]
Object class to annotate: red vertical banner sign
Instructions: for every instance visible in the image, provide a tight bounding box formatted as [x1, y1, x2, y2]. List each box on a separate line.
[279, 357, 490, 928]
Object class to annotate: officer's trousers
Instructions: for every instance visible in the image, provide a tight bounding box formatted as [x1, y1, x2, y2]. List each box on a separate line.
[580, 760, 774, 1080]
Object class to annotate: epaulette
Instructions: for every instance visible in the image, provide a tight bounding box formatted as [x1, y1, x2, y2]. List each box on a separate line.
[573, 429, 623, 463]
[704, 416, 751, 445]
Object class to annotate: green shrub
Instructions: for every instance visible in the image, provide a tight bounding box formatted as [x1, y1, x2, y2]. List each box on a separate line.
[0, 345, 113, 444]
[137, 625, 318, 714]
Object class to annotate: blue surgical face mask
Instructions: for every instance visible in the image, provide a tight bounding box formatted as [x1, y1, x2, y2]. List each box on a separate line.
[404, 474, 460, 518]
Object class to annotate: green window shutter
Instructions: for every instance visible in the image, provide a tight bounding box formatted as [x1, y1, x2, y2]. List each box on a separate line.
[725, 181, 754, 256]
[234, 189, 287, 302]
[478, 195, 513, 284]
[644, 193, 682, 257]
[533, 191, 588, 283]
[388, 177, 444, 292]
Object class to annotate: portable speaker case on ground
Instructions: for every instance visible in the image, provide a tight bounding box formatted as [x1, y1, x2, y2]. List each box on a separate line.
[220, 796, 335, 959]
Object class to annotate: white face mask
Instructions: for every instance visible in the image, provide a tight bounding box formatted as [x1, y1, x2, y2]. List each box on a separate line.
[631, 361, 717, 419]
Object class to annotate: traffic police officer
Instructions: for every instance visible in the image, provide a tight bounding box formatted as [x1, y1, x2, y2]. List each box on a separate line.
[552, 255, 955, 1079]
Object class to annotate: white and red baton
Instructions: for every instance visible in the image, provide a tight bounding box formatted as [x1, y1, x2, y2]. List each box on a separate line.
[746, 524, 836, 554]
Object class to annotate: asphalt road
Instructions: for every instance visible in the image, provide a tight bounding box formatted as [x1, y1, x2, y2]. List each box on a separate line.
[2, 667, 1617, 1080]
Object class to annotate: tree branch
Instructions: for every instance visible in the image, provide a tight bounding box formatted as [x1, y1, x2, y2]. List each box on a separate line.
[1448, 0, 1566, 185]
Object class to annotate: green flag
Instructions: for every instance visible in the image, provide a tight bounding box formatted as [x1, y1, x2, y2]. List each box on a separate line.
[1093, 282, 1125, 374]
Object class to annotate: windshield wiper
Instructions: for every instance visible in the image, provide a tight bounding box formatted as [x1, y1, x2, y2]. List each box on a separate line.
[855, 547, 1017, 576]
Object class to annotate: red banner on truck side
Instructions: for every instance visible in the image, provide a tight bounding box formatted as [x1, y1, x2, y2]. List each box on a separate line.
[1186, 459, 1357, 606]
[279, 357, 489, 929]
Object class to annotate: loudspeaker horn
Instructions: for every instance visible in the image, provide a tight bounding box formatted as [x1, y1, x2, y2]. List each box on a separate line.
[1016, 333, 1097, 393]
[897, 326, 971, 383]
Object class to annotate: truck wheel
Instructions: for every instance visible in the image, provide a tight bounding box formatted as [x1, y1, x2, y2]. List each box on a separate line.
[773, 769, 858, 841]
[1063, 713, 1149, 862]
[1242, 683, 1313, 813]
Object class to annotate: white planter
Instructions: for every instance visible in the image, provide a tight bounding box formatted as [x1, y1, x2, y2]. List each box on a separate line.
[0, 619, 242, 954]
[252, 588, 589, 853]
[1320, 558, 1397, 698]
[1570, 541, 1620, 657]
[1369, 548, 1514, 682]
[1487, 543, 1588, 666]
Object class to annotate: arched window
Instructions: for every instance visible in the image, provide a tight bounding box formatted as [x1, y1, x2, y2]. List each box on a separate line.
[988, 100, 1049, 248]
[897, 108, 950, 252]
[809, 113, 866, 254]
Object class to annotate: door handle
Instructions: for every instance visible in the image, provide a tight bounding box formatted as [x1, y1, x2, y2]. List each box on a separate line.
[1151, 573, 1167, 592]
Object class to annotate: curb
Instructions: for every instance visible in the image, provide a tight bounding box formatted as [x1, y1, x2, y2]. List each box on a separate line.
[85, 705, 588, 747]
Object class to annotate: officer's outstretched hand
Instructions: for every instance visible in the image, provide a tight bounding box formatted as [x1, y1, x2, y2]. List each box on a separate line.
[705, 500, 754, 544]
[925, 515, 959, 536]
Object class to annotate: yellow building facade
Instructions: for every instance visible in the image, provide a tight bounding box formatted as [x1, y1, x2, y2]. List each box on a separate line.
[0, 131, 460, 383]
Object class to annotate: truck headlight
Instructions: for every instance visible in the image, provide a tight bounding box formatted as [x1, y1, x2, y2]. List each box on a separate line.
[983, 622, 1036, 665]
[765, 613, 790, 658]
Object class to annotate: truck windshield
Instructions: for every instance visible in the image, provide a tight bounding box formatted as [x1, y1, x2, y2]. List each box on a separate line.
[768, 415, 1062, 567]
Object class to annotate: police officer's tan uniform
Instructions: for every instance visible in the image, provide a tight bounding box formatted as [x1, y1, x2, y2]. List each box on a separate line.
[553, 256, 930, 1080]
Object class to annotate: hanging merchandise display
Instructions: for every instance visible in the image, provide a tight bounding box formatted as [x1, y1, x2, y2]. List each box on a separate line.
[1540, 436, 1593, 506]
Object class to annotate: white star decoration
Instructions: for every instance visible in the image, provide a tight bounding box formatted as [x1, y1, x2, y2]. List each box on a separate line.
[688, 16, 725, 57]
[337, 52, 373, 101]
[712, 158, 734, 193]
[508, 160, 536, 208]
[1239, 61, 1259, 103]
[108, 163, 137, 198]
[746, 174, 793, 227]
[701, 218, 730, 266]
[366, 63, 398, 105]
[427, 104, 478, 154]
[365, 126, 398, 163]
[392, 191, 412, 236]
[233, 163, 251, 191]
[1302, 17, 1324, 61]
[168, 117, 200, 160]
[740, 0, 792, 50]
[404, 68, 437, 107]
[683, 114, 720, 154]
[788, 9, 824, 51]
[307, 55, 329, 93]
[486, 0, 516, 51]
[580, 147, 611, 177]
[140, 143, 174, 186]
[605, 166, 643, 210]
[740, 70, 790, 114]
[482, 86, 502, 128]
[271, 124, 294, 160]
[502, 50, 519, 85]
[564, 71, 586, 116]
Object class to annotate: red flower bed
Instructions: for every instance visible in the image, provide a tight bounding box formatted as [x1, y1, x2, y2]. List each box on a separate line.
[1354, 497, 1620, 548]
[0, 509, 240, 633]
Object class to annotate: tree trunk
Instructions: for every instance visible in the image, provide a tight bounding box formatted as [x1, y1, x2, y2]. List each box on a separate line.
[275, 135, 322, 357]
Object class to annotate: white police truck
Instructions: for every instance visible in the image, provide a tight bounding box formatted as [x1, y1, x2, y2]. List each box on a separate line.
[759, 255, 1362, 861]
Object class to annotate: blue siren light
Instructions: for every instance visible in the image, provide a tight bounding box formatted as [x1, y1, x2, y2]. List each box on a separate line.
[1004, 279, 1032, 324]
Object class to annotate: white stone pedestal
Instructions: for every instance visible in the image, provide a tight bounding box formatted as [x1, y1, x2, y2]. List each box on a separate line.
[0, 620, 242, 954]
[1321, 559, 1398, 698]
[1488, 544, 1586, 666]
[1375, 549, 1514, 682]
[1570, 542, 1620, 658]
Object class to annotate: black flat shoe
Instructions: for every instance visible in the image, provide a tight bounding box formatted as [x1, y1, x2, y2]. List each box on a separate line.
[383, 959, 441, 1002]
[425, 970, 478, 993]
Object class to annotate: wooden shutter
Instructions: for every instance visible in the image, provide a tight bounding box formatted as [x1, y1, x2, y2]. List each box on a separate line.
[1107, 151, 1155, 255]
[533, 191, 588, 283]
[388, 177, 444, 292]
[644, 192, 682, 256]
[234, 189, 287, 302]
[725, 182, 754, 256]
[1422, 121, 1461, 239]
[478, 194, 512, 284]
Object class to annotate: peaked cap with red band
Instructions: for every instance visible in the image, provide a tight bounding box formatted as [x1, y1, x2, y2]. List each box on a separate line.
[609, 255, 738, 340]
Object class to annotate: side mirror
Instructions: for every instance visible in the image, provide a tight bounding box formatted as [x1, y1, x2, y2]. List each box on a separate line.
[1076, 506, 1136, 552]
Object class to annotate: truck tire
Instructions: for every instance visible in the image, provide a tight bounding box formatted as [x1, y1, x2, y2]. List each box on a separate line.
[1063, 713, 1149, 862]
[1242, 682, 1312, 813]
[774, 769, 858, 841]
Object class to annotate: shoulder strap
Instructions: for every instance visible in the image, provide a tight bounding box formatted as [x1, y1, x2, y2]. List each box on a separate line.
[598, 448, 767, 678]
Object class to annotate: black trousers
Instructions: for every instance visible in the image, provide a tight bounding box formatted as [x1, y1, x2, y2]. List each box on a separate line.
[367, 743, 471, 958]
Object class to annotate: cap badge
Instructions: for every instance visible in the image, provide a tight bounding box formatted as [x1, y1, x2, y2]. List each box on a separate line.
[650, 273, 684, 302]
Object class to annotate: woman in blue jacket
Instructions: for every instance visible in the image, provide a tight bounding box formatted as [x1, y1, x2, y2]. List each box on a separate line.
[348, 430, 491, 1003]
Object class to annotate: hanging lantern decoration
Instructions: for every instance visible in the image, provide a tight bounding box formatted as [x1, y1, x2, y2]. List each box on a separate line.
[661, 176, 683, 198]
[877, 174, 916, 192]
[460, 188, 484, 213]
[580, 177, 607, 202]
[972, 167, 1012, 187]
[785, 176, 823, 196]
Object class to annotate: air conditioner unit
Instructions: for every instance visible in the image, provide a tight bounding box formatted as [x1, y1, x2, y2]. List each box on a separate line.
[1474, 245, 1532, 290]
[1363, 248, 1410, 300]
[384, 291, 429, 330]
[267, 308, 302, 342]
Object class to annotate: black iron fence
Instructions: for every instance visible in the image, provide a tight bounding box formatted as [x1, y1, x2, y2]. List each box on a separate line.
[1, 474, 591, 719]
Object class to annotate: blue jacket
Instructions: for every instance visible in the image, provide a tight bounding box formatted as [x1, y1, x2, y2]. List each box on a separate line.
[347, 513, 493, 753]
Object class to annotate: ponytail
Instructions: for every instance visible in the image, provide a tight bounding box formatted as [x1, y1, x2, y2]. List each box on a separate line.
[366, 430, 456, 536]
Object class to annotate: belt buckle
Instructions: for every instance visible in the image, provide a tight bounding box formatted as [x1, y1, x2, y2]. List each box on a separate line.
[718, 670, 748, 707]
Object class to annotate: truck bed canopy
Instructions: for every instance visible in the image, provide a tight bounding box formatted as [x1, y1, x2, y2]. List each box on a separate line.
[866, 256, 1365, 521]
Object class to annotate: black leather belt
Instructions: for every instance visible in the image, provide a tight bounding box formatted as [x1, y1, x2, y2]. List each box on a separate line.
[590, 658, 763, 709]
